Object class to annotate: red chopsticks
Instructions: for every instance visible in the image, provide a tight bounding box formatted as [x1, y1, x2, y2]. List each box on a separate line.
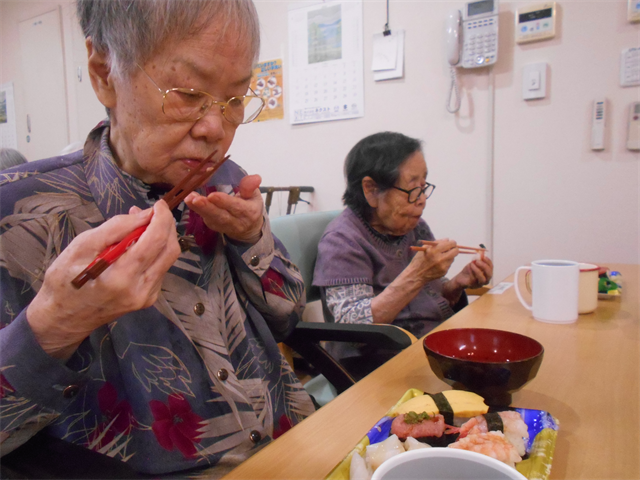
[71, 154, 228, 289]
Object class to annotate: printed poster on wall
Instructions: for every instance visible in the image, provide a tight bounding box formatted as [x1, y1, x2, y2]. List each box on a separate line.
[0, 83, 18, 149]
[288, 0, 364, 125]
[251, 59, 284, 122]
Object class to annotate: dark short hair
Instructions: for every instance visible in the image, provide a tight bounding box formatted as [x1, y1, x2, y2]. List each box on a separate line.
[342, 132, 423, 219]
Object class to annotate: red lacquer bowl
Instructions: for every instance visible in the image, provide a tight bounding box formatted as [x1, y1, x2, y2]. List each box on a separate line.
[423, 328, 544, 406]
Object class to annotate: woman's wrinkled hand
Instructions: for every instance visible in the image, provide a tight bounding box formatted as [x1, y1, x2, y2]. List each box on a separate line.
[184, 174, 264, 244]
[26, 201, 181, 359]
[407, 238, 458, 284]
[454, 255, 494, 290]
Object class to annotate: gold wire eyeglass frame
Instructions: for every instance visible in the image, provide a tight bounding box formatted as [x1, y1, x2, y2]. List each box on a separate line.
[136, 63, 265, 125]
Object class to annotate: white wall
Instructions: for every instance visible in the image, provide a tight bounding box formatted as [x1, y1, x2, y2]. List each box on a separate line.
[2, 0, 638, 289]
[493, 1, 640, 282]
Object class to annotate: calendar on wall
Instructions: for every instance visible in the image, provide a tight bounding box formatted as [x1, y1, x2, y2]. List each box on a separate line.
[288, 0, 364, 125]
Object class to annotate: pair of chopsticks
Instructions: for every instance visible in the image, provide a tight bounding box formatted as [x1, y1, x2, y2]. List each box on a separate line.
[410, 240, 487, 257]
[71, 154, 228, 289]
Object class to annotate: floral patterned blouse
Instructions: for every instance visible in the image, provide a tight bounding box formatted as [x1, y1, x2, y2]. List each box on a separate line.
[0, 121, 314, 477]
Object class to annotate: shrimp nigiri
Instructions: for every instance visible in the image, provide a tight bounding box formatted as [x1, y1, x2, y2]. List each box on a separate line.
[448, 431, 522, 468]
[458, 410, 529, 456]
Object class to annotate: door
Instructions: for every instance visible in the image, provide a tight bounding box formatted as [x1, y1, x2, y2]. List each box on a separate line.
[19, 8, 69, 161]
[63, 3, 107, 144]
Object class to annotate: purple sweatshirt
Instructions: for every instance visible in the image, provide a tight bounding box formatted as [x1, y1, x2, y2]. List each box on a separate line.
[313, 208, 454, 338]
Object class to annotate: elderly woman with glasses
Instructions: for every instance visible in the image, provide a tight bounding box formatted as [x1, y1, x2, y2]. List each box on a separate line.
[0, 0, 314, 476]
[314, 132, 493, 344]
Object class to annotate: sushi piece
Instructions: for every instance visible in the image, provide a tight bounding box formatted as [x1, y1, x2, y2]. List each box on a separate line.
[393, 390, 489, 422]
[458, 410, 529, 456]
[403, 437, 432, 451]
[390, 412, 446, 440]
[448, 431, 522, 468]
[349, 452, 372, 480]
[364, 434, 405, 471]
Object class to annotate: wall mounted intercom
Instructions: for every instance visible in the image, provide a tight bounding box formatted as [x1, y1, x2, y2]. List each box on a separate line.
[628, 0, 640, 22]
[515, 2, 556, 44]
[446, 0, 499, 113]
[447, 0, 499, 69]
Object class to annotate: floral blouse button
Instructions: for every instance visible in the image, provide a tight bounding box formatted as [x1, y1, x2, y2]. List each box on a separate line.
[217, 369, 229, 381]
[250, 255, 260, 267]
[249, 430, 261, 443]
[178, 236, 191, 252]
[62, 385, 79, 398]
[193, 303, 205, 316]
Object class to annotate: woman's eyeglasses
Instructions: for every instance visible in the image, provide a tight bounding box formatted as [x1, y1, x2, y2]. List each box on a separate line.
[136, 64, 265, 125]
[391, 182, 436, 204]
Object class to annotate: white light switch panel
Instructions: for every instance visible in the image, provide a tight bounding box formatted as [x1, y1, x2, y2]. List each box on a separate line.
[523, 63, 547, 100]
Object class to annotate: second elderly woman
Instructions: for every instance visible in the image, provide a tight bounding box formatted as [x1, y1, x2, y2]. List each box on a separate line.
[313, 132, 493, 344]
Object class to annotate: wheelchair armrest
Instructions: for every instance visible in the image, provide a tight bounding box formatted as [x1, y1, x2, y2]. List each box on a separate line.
[287, 322, 415, 350]
[283, 323, 416, 395]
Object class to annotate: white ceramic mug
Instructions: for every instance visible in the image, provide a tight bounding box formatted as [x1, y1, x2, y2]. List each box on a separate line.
[578, 263, 599, 314]
[514, 260, 579, 324]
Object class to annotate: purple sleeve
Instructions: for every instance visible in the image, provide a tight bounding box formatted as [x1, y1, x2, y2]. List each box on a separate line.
[0, 311, 89, 455]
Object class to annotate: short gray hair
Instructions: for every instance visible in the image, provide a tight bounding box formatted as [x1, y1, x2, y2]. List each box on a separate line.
[76, 0, 260, 79]
[0, 148, 28, 171]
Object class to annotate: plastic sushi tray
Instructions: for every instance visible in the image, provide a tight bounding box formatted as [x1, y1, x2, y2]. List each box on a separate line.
[325, 388, 559, 480]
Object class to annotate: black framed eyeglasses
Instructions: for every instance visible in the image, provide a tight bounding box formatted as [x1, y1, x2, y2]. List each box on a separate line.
[391, 182, 436, 203]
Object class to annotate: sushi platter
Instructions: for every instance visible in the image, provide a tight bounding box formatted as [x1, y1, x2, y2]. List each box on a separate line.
[325, 388, 559, 480]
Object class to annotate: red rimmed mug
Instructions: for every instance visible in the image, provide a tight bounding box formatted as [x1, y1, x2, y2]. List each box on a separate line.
[578, 263, 599, 314]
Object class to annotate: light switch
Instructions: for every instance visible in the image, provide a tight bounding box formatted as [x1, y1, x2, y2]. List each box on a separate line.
[529, 71, 541, 90]
[523, 63, 547, 100]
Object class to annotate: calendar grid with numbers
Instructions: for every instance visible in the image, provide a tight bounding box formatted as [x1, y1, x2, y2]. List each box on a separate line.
[288, 0, 364, 125]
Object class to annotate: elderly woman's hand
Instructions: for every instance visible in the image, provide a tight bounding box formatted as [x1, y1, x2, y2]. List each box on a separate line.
[184, 174, 264, 244]
[407, 238, 459, 284]
[370, 239, 458, 324]
[26, 201, 181, 360]
[441, 255, 493, 306]
[454, 255, 493, 289]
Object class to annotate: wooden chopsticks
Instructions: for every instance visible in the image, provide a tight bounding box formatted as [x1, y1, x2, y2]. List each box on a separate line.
[410, 240, 487, 256]
[71, 154, 228, 289]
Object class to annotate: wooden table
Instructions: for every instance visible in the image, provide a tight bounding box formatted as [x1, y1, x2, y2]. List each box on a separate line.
[223, 263, 639, 480]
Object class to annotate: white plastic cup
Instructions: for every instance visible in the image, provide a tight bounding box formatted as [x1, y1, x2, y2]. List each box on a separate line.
[578, 263, 599, 314]
[371, 447, 526, 480]
[514, 260, 579, 324]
